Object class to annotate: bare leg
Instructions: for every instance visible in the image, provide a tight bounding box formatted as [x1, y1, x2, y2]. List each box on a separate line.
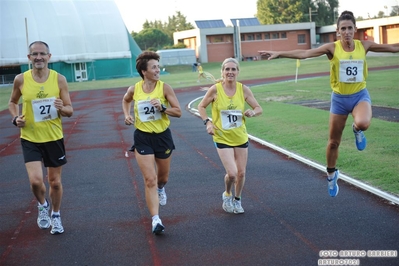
[216, 148, 237, 195]
[25, 161, 46, 205]
[233, 147, 248, 198]
[47, 166, 63, 212]
[326, 113, 348, 169]
[135, 152, 159, 217]
[352, 101, 372, 131]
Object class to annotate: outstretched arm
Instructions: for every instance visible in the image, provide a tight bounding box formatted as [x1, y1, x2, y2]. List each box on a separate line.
[362, 40, 399, 53]
[259, 43, 334, 60]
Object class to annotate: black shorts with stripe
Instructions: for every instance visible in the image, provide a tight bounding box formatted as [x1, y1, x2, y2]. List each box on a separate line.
[130, 128, 175, 159]
[21, 138, 67, 167]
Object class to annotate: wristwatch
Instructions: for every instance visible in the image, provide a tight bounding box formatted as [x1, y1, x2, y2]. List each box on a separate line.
[160, 104, 167, 112]
[12, 116, 18, 126]
[203, 118, 211, 125]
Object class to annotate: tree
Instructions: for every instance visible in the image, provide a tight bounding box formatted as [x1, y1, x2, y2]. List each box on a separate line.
[164, 11, 195, 40]
[132, 11, 194, 51]
[257, 0, 304, 24]
[311, 0, 339, 25]
[133, 28, 170, 51]
[390, 6, 399, 16]
[256, 0, 338, 26]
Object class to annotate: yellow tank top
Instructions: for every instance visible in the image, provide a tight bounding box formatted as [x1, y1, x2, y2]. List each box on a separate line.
[21, 70, 63, 143]
[211, 82, 248, 146]
[198, 65, 203, 73]
[133, 80, 170, 133]
[330, 40, 368, 94]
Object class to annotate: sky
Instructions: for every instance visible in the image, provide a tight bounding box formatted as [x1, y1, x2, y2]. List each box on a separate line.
[114, 0, 399, 33]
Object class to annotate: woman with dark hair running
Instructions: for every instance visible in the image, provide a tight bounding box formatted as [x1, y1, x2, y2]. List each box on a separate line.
[122, 51, 182, 234]
[259, 11, 399, 197]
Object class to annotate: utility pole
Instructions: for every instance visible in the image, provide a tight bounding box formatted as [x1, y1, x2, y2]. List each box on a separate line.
[309, 7, 317, 22]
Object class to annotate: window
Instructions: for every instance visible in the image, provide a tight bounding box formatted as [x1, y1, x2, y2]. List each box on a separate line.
[281, 32, 287, 38]
[213, 36, 224, 43]
[264, 33, 270, 40]
[272, 33, 279, 39]
[255, 34, 262, 40]
[246, 34, 254, 41]
[298, 34, 306, 44]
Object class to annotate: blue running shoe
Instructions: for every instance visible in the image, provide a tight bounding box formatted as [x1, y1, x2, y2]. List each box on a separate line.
[327, 170, 339, 197]
[353, 124, 367, 151]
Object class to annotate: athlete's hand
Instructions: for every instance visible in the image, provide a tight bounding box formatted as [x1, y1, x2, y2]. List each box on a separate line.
[258, 50, 279, 60]
[15, 115, 26, 128]
[54, 98, 64, 111]
[125, 115, 134, 126]
[150, 98, 162, 111]
[244, 109, 256, 117]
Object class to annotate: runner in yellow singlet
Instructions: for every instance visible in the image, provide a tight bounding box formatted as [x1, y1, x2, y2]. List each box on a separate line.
[9, 41, 73, 234]
[122, 51, 182, 235]
[197, 63, 206, 82]
[259, 11, 399, 197]
[198, 58, 263, 214]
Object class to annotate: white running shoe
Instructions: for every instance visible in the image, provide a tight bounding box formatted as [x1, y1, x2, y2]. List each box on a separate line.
[152, 217, 165, 235]
[233, 199, 245, 214]
[37, 200, 51, 229]
[222, 192, 234, 213]
[158, 188, 167, 206]
[50, 215, 64, 235]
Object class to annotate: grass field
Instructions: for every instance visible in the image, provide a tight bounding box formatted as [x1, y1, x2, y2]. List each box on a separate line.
[1, 54, 398, 196]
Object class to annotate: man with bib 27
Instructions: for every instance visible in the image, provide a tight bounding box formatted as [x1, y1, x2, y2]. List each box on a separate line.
[9, 41, 73, 234]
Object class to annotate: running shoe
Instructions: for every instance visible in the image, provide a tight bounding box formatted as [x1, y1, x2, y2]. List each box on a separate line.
[222, 192, 234, 213]
[327, 170, 339, 197]
[50, 214, 64, 235]
[233, 199, 245, 214]
[158, 187, 167, 206]
[37, 200, 51, 229]
[152, 218, 165, 235]
[353, 124, 367, 151]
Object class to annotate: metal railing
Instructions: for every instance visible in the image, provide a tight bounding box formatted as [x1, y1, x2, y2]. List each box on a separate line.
[0, 74, 16, 85]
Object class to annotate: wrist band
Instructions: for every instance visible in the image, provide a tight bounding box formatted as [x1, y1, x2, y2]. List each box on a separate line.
[12, 116, 18, 126]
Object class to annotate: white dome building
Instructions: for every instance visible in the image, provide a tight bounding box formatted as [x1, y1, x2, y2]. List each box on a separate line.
[0, 0, 142, 83]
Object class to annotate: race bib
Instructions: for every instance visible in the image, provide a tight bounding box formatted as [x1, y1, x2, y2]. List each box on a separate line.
[137, 100, 161, 122]
[339, 60, 364, 83]
[31, 97, 58, 122]
[220, 110, 242, 130]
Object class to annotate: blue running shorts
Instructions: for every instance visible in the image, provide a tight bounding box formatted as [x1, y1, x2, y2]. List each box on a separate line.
[330, 89, 371, 115]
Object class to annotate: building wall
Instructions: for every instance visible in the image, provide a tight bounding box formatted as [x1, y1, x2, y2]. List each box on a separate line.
[207, 43, 235, 62]
[241, 30, 312, 60]
[174, 16, 399, 64]
[385, 25, 399, 43]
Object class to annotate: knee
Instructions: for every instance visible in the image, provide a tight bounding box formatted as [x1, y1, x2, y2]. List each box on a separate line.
[226, 173, 237, 182]
[49, 179, 62, 190]
[354, 121, 370, 131]
[144, 176, 157, 188]
[237, 171, 246, 180]
[328, 139, 340, 150]
[30, 179, 43, 190]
